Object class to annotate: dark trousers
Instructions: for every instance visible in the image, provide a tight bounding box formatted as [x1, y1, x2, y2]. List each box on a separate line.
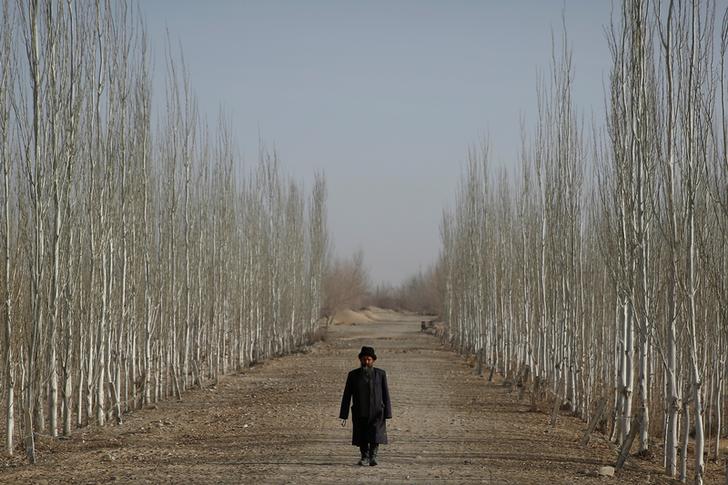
[359, 443, 379, 455]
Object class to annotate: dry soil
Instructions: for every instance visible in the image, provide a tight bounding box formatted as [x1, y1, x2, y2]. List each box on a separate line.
[0, 311, 686, 484]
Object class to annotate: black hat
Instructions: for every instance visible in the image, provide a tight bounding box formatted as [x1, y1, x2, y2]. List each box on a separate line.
[358, 346, 377, 360]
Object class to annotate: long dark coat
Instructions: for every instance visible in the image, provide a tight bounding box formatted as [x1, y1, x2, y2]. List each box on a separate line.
[339, 367, 392, 446]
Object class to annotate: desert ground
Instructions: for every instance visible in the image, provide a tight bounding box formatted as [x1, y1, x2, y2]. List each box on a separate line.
[0, 309, 688, 484]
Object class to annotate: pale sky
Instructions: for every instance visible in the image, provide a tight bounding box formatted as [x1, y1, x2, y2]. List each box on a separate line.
[139, 0, 615, 285]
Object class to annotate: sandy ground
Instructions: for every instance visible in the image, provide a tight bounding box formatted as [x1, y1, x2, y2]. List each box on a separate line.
[0, 311, 692, 484]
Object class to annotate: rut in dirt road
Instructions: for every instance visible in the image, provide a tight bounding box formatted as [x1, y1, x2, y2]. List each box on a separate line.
[2, 312, 662, 484]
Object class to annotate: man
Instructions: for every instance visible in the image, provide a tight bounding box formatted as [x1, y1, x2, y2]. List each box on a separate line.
[339, 346, 392, 466]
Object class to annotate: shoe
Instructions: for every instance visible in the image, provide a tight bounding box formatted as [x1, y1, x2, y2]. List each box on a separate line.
[369, 445, 379, 466]
[358, 447, 369, 466]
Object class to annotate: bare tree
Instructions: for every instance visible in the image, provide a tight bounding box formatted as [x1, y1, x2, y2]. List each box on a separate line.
[0, 0, 15, 455]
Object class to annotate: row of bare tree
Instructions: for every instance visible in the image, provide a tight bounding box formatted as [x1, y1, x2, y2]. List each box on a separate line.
[0, 1, 328, 463]
[439, 1, 727, 483]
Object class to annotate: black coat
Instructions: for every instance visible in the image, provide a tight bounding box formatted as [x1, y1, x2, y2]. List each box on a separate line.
[339, 367, 392, 445]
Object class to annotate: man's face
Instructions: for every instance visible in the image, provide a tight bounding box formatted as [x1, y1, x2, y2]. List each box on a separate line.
[359, 356, 374, 368]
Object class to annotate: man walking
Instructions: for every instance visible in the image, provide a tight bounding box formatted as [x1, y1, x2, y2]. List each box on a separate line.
[339, 346, 392, 466]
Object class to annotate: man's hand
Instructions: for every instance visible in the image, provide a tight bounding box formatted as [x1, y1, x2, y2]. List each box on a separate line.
[340, 419, 347, 427]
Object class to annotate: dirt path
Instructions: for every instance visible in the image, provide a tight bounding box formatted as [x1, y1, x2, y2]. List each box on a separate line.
[1, 312, 667, 484]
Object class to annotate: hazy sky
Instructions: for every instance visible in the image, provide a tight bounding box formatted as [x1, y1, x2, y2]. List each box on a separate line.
[139, 1, 615, 285]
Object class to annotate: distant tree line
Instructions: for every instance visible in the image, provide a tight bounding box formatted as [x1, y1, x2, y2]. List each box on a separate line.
[321, 251, 441, 317]
[321, 250, 369, 322]
[0, 1, 328, 462]
[367, 268, 440, 315]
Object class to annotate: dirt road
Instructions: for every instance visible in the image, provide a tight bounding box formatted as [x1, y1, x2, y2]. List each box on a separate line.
[1, 312, 666, 484]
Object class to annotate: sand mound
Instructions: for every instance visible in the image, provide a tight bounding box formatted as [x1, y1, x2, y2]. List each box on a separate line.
[361, 307, 401, 321]
[332, 308, 373, 325]
[333, 307, 408, 324]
